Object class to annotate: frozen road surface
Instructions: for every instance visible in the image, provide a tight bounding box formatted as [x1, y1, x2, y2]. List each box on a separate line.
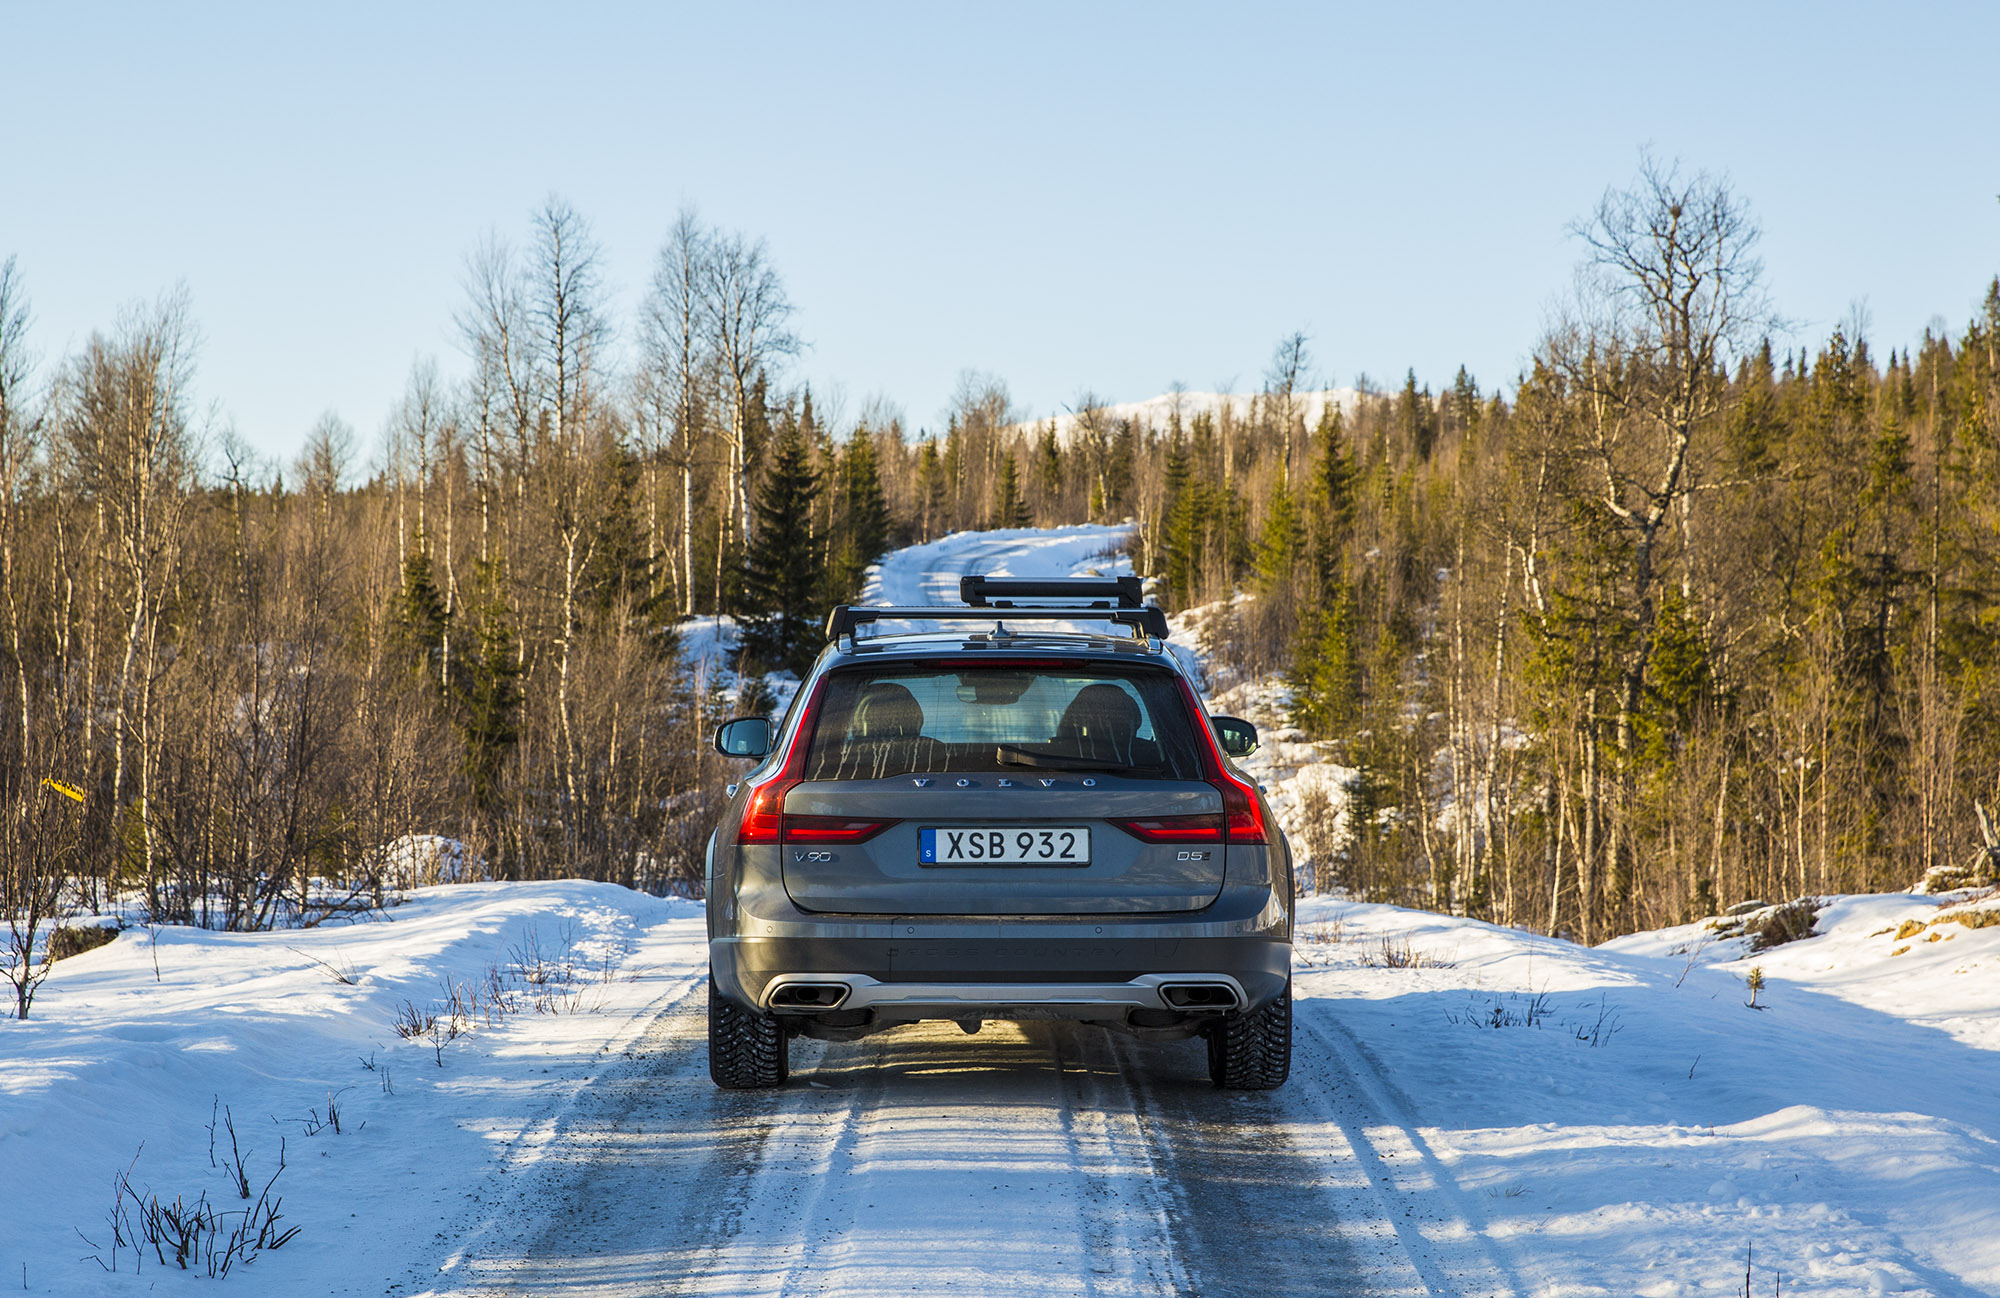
[429, 973, 1512, 1298]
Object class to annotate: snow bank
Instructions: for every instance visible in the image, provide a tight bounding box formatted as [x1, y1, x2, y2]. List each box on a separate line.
[0, 882, 703, 1296]
[1296, 890, 2000, 1295]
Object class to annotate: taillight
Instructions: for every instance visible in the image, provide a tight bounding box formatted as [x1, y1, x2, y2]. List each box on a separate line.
[737, 777, 797, 844]
[735, 679, 828, 846]
[785, 815, 896, 844]
[1174, 677, 1269, 845]
[1111, 813, 1225, 843]
[1215, 776, 1268, 844]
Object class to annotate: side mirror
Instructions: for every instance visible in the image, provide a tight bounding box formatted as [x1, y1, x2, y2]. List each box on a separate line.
[714, 716, 773, 760]
[1211, 715, 1259, 759]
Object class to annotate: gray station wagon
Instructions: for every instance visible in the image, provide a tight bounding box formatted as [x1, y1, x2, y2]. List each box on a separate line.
[706, 576, 1293, 1089]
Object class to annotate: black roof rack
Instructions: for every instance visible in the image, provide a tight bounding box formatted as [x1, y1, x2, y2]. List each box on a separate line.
[959, 574, 1143, 608]
[824, 574, 1169, 643]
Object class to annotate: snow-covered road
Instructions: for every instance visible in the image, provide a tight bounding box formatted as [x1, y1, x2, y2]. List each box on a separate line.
[428, 978, 1511, 1298]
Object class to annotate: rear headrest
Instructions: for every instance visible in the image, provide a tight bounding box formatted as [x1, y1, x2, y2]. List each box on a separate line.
[852, 683, 925, 739]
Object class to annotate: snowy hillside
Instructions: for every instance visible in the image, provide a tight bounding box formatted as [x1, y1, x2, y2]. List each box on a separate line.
[862, 523, 1133, 605]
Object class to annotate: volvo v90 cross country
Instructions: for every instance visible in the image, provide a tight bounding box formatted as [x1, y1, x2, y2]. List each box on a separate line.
[705, 575, 1293, 1089]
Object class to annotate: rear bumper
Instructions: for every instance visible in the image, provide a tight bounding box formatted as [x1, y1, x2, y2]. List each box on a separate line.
[710, 897, 1291, 1019]
[762, 972, 1252, 1018]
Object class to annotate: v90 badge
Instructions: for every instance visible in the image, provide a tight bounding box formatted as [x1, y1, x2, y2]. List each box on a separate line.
[793, 850, 837, 863]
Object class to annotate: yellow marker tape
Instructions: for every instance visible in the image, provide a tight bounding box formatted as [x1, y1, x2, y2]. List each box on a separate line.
[40, 778, 84, 803]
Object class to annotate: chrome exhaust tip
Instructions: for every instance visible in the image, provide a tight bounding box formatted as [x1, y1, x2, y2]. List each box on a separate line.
[767, 981, 851, 1010]
[1158, 982, 1241, 1011]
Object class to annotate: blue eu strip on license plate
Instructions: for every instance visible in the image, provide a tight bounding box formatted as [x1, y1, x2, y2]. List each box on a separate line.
[920, 828, 936, 863]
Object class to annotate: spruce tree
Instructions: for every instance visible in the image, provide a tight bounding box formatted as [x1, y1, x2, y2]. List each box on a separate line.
[942, 416, 966, 531]
[1034, 424, 1062, 506]
[581, 438, 666, 639]
[991, 450, 1030, 529]
[1254, 483, 1304, 593]
[457, 559, 522, 811]
[391, 543, 450, 688]
[1399, 369, 1436, 460]
[916, 438, 946, 542]
[737, 419, 826, 677]
[830, 429, 892, 602]
[1288, 582, 1360, 738]
[1305, 407, 1357, 597]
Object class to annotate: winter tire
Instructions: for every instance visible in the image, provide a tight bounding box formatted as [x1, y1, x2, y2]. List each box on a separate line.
[708, 975, 789, 1089]
[1206, 979, 1291, 1090]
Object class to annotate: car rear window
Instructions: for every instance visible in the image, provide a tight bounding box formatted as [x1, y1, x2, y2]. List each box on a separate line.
[804, 664, 1204, 781]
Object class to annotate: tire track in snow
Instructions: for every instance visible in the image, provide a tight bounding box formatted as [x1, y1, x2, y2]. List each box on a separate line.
[1090, 1026, 1421, 1298]
[669, 1019, 1187, 1298]
[411, 963, 711, 1295]
[421, 984, 1476, 1297]
[1046, 1024, 1187, 1297]
[1291, 1004, 1535, 1297]
[424, 986, 1203, 1298]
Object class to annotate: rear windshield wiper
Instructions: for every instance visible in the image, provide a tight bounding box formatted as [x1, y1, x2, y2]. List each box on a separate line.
[994, 744, 1132, 772]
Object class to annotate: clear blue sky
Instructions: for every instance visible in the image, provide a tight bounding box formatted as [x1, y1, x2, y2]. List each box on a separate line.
[5, 3, 1997, 462]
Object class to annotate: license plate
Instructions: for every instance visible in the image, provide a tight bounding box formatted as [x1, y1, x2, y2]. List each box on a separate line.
[920, 826, 1091, 866]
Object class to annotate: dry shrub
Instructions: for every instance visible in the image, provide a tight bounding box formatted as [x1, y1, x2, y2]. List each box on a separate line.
[1747, 899, 1821, 951]
[1360, 935, 1452, 968]
[47, 924, 120, 962]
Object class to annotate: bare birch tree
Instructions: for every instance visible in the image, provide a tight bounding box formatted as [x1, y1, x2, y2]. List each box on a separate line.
[640, 207, 713, 616]
[56, 289, 201, 910]
[700, 230, 797, 550]
[1538, 155, 1770, 926]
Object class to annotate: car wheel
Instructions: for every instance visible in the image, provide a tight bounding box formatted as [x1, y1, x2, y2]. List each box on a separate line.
[1205, 980, 1291, 1090]
[708, 974, 789, 1089]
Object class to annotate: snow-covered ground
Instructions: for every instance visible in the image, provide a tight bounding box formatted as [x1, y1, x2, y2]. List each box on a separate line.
[6, 526, 1998, 1296]
[0, 883, 706, 1296]
[7, 883, 1996, 1295]
[861, 522, 1136, 608]
[1296, 890, 2000, 1296]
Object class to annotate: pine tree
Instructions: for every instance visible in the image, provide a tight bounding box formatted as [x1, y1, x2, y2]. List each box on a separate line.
[830, 429, 892, 602]
[916, 438, 946, 542]
[991, 450, 1030, 529]
[457, 559, 522, 811]
[391, 543, 450, 688]
[737, 419, 826, 676]
[580, 438, 665, 637]
[1288, 581, 1360, 738]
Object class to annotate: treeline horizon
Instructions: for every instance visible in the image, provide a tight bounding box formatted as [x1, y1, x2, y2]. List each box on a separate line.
[4, 162, 1998, 984]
